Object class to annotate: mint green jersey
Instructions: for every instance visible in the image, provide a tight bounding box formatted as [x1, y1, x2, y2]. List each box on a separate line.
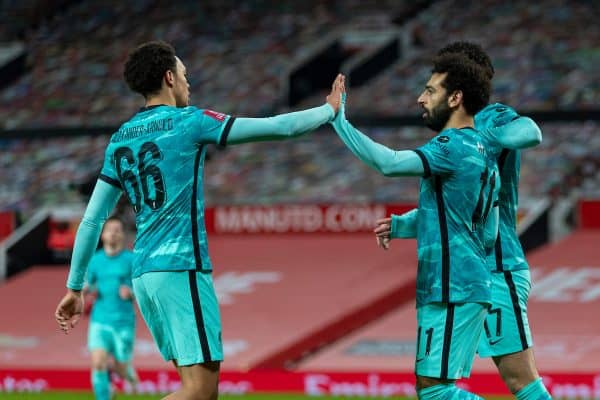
[99, 105, 233, 278]
[475, 103, 528, 272]
[87, 249, 135, 326]
[413, 127, 499, 306]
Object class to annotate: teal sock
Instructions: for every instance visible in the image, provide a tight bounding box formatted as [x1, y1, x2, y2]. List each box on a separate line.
[91, 369, 111, 400]
[516, 378, 552, 400]
[418, 383, 484, 400]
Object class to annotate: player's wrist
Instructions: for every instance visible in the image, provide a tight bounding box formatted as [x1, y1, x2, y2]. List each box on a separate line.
[323, 102, 336, 119]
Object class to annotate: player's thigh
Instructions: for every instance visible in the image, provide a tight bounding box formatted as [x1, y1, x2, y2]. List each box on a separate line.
[88, 322, 115, 356]
[133, 270, 223, 366]
[113, 324, 136, 363]
[90, 349, 109, 370]
[478, 270, 532, 358]
[416, 302, 487, 381]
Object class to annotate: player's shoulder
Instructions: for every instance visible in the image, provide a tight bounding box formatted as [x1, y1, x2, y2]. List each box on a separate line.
[179, 105, 201, 116]
[122, 249, 135, 258]
[108, 105, 181, 144]
[437, 127, 472, 142]
[475, 103, 519, 129]
[180, 106, 230, 127]
[479, 102, 514, 114]
[450, 127, 495, 158]
[89, 249, 105, 262]
[420, 128, 469, 158]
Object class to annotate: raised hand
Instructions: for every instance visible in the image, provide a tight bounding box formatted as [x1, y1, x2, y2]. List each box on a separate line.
[326, 73, 346, 114]
[55, 289, 84, 334]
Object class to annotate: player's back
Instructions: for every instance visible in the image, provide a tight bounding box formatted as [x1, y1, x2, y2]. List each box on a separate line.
[475, 103, 528, 272]
[414, 127, 499, 306]
[99, 105, 231, 278]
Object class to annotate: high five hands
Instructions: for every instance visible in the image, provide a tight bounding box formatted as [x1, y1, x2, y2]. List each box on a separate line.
[326, 73, 346, 114]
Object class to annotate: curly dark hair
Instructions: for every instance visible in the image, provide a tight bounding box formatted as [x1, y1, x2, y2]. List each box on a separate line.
[123, 41, 177, 98]
[437, 41, 494, 80]
[432, 53, 491, 115]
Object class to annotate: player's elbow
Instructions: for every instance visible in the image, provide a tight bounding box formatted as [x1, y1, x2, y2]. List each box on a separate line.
[533, 126, 542, 146]
[284, 128, 305, 139]
[522, 117, 542, 146]
[379, 163, 398, 177]
[528, 118, 542, 145]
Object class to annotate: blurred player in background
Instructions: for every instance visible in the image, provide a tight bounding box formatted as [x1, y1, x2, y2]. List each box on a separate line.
[375, 42, 551, 400]
[84, 216, 138, 400]
[331, 52, 498, 400]
[55, 40, 343, 400]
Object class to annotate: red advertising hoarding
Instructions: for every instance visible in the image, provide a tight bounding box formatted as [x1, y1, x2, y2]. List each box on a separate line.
[0, 211, 15, 241]
[579, 199, 600, 228]
[204, 204, 415, 234]
[0, 369, 598, 398]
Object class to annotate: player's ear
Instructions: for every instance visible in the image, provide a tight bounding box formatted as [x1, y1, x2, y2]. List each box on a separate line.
[164, 69, 175, 88]
[448, 90, 463, 108]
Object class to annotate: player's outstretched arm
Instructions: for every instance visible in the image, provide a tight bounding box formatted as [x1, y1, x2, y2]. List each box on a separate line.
[56, 180, 121, 334]
[224, 74, 345, 145]
[330, 94, 424, 177]
[481, 116, 542, 150]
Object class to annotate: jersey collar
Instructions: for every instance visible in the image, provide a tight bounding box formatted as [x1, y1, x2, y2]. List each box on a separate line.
[139, 104, 168, 112]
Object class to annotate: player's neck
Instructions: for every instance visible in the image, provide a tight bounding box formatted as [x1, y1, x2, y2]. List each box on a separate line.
[104, 244, 124, 257]
[145, 91, 176, 107]
[442, 110, 473, 131]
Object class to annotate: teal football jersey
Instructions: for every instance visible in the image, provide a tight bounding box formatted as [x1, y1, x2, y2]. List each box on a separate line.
[99, 105, 233, 278]
[87, 249, 135, 325]
[475, 103, 528, 272]
[413, 127, 499, 306]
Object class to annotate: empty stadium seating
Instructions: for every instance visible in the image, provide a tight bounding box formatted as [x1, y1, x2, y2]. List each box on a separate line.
[1, 121, 598, 218]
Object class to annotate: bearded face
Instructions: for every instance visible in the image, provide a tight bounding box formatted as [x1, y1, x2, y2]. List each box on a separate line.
[422, 96, 453, 132]
[417, 72, 456, 132]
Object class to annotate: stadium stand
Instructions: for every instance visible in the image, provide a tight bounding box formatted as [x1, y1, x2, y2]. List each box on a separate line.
[298, 0, 600, 114]
[0, 0, 342, 128]
[0, 0, 598, 129]
[1, 121, 598, 220]
[0, 0, 597, 220]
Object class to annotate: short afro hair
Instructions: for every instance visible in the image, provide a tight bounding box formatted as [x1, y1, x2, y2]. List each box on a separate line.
[432, 53, 491, 116]
[437, 41, 494, 80]
[124, 41, 177, 98]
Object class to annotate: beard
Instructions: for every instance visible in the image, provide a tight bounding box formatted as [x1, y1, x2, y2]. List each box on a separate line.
[422, 99, 452, 132]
